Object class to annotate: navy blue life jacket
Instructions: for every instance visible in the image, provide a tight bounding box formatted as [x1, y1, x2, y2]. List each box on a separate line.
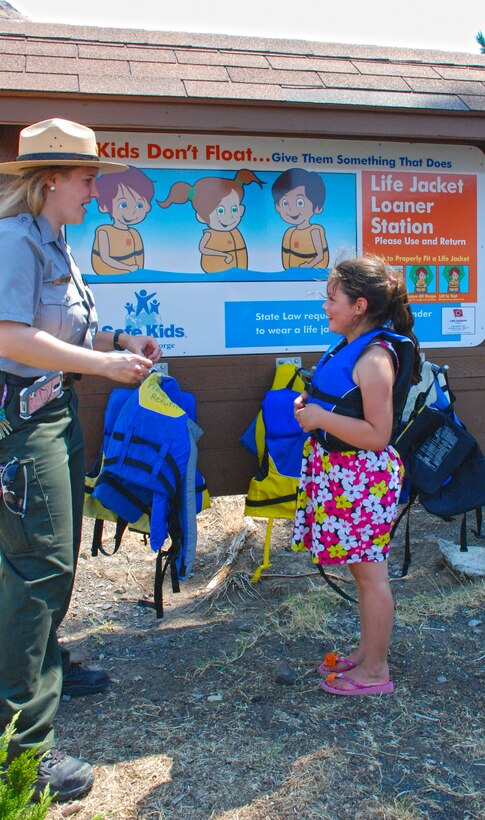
[307, 328, 415, 451]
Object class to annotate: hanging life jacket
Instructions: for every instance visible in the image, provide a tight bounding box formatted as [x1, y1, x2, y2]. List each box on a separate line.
[305, 328, 415, 451]
[84, 385, 151, 556]
[241, 363, 308, 519]
[86, 372, 210, 617]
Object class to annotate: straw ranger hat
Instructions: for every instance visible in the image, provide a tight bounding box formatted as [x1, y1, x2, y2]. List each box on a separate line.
[0, 118, 128, 175]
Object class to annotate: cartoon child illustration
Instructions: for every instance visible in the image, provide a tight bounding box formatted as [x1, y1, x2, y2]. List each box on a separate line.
[157, 170, 264, 273]
[91, 166, 154, 274]
[409, 265, 434, 294]
[443, 265, 466, 294]
[272, 168, 329, 269]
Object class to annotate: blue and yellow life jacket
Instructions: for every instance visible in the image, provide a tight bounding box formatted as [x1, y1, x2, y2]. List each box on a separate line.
[85, 372, 210, 617]
[241, 363, 308, 519]
[307, 328, 415, 451]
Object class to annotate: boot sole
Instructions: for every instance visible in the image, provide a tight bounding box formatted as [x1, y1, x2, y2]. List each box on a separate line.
[61, 683, 109, 697]
[34, 771, 94, 803]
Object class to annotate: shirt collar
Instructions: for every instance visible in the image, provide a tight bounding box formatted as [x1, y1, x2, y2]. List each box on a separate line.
[34, 213, 59, 245]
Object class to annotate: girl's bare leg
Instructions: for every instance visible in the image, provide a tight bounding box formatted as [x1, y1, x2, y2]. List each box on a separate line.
[329, 560, 393, 688]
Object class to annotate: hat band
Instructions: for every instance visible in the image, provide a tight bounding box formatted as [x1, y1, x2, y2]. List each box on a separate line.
[17, 151, 100, 162]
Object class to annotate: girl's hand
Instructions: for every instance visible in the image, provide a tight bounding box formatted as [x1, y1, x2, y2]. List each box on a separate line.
[295, 391, 327, 433]
[295, 400, 326, 433]
[294, 391, 308, 413]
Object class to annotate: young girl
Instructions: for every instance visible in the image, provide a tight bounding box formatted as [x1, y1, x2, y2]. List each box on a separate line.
[157, 170, 263, 272]
[292, 256, 421, 696]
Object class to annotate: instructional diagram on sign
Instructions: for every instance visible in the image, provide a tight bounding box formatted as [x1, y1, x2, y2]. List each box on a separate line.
[66, 134, 485, 354]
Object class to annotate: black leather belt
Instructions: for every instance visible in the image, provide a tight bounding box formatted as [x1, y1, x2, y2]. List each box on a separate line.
[2, 372, 81, 388]
[3, 373, 36, 387]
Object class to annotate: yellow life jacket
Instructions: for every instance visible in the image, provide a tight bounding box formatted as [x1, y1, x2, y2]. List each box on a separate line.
[241, 363, 307, 520]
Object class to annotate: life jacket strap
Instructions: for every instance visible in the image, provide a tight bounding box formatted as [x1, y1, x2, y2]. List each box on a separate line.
[307, 382, 363, 412]
[137, 455, 185, 618]
[95, 472, 152, 518]
[138, 550, 170, 618]
[91, 516, 129, 557]
[245, 493, 297, 508]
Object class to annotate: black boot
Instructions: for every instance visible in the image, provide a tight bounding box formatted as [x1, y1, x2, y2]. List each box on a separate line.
[35, 748, 94, 802]
[62, 661, 110, 697]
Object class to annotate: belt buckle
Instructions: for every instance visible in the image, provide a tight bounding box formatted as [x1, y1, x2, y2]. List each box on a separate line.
[62, 373, 81, 388]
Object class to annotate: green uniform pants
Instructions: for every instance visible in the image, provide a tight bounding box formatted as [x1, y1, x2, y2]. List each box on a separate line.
[0, 383, 84, 756]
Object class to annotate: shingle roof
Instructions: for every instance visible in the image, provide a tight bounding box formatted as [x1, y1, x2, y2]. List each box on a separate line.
[0, 18, 484, 113]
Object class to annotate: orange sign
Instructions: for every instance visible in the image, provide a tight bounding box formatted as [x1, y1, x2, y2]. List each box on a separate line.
[362, 171, 477, 303]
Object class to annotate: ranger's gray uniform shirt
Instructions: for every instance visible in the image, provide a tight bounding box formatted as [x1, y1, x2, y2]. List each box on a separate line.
[0, 213, 98, 378]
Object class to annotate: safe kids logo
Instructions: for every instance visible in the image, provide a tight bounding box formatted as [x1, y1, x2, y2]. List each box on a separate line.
[102, 288, 185, 342]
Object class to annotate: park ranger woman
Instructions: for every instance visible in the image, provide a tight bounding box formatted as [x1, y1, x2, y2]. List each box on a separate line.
[0, 118, 161, 802]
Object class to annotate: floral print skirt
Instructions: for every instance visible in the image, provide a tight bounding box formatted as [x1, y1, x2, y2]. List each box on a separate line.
[291, 437, 404, 565]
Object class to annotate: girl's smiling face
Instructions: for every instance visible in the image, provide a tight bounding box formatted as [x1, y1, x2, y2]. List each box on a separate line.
[206, 190, 244, 231]
[324, 277, 367, 339]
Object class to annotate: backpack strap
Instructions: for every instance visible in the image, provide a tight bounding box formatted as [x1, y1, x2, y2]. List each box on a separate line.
[472, 506, 485, 539]
[390, 489, 417, 577]
[461, 506, 485, 551]
[460, 512, 468, 553]
[315, 564, 358, 605]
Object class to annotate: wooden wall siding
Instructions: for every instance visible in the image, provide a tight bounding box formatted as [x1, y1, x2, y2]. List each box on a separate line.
[78, 344, 485, 498]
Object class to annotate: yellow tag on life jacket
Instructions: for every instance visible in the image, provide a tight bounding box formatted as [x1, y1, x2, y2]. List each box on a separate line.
[138, 372, 186, 418]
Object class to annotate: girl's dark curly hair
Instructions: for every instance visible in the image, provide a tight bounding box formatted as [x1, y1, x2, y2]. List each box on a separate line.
[331, 255, 422, 383]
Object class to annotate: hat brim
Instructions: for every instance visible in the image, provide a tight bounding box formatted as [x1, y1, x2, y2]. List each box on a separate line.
[0, 158, 129, 175]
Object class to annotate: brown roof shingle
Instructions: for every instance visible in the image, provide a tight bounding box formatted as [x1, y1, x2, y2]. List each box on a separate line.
[0, 18, 484, 113]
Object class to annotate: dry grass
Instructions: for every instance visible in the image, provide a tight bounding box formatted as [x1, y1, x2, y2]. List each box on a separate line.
[44, 499, 485, 820]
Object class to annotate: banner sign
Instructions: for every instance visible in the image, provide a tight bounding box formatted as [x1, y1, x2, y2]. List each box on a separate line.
[66, 134, 484, 356]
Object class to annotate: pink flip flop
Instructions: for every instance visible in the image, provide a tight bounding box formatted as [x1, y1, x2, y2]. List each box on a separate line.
[320, 673, 394, 696]
[318, 653, 357, 676]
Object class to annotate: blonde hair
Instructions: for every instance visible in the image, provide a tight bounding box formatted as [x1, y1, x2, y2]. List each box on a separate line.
[0, 166, 71, 219]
